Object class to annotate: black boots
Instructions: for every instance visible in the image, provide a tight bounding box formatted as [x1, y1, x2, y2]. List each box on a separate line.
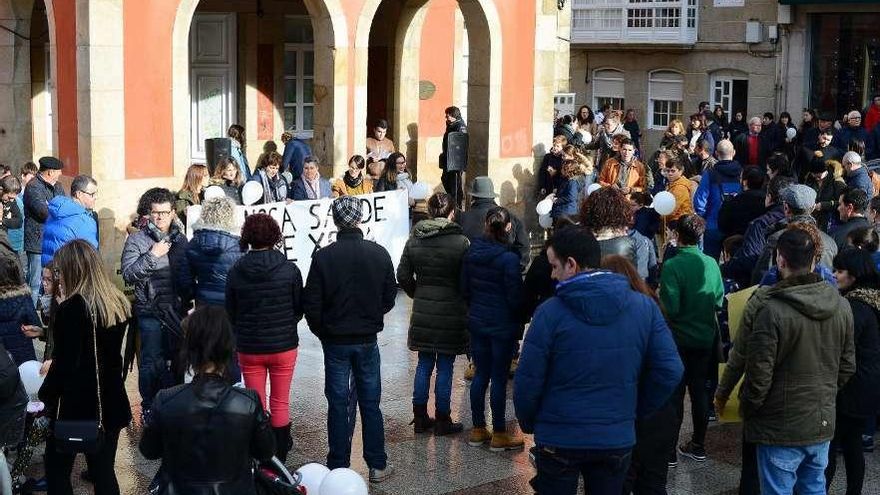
[410, 404, 435, 433]
[272, 423, 293, 462]
[433, 411, 463, 436]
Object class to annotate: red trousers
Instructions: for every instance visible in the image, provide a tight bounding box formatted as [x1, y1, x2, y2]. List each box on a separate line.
[238, 349, 298, 427]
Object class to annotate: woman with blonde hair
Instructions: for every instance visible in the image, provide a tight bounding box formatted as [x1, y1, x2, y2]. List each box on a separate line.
[211, 157, 243, 204]
[38, 240, 132, 494]
[332, 155, 374, 197]
[174, 163, 209, 226]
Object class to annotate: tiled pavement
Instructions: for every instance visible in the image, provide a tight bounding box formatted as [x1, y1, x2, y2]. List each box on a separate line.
[44, 293, 880, 494]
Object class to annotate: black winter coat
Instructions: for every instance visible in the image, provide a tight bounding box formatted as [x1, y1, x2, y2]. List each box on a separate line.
[226, 250, 303, 355]
[121, 222, 189, 315]
[806, 174, 847, 232]
[440, 119, 468, 171]
[139, 374, 275, 495]
[0, 341, 26, 447]
[461, 237, 524, 338]
[23, 175, 65, 253]
[838, 289, 880, 418]
[185, 229, 243, 307]
[717, 189, 767, 238]
[303, 228, 397, 345]
[38, 295, 131, 431]
[397, 218, 469, 355]
[0, 285, 38, 365]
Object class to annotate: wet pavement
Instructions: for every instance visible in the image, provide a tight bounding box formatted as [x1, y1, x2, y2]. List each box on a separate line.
[36, 292, 880, 494]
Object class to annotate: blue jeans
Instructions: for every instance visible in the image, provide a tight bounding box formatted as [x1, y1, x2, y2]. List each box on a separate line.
[412, 352, 455, 413]
[531, 446, 632, 495]
[323, 342, 386, 470]
[757, 442, 830, 495]
[469, 332, 514, 431]
[25, 252, 42, 307]
[137, 314, 165, 411]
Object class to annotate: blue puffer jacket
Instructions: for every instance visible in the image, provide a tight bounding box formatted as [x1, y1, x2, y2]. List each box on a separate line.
[0, 285, 39, 365]
[461, 237, 523, 337]
[41, 196, 98, 266]
[183, 229, 243, 306]
[693, 159, 742, 231]
[514, 272, 683, 450]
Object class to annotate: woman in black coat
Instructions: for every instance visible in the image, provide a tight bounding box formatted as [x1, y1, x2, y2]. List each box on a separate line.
[828, 249, 880, 495]
[225, 213, 302, 462]
[38, 240, 132, 495]
[397, 193, 469, 436]
[139, 306, 275, 495]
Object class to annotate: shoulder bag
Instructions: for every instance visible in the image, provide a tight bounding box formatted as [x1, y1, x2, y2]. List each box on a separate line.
[53, 309, 104, 454]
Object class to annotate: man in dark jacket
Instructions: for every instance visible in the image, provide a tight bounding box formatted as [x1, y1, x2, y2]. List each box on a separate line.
[120, 188, 189, 420]
[459, 177, 530, 269]
[832, 187, 872, 250]
[718, 167, 766, 239]
[734, 117, 772, 170]
[802, 112, 835, 152]
[280, 131, 312, 180]
[23, 157, 65, 305]
[515, 226, 682, 495]
[798, 128, 841, 182]
[843, 151, 873, 198]
[440, 106, 467, 207]
[303, 196, 397, 483]
[722, 175, 794, 288]
[751, 184, 838, 285]
[717, 228, 855, 494]
[833, 111, 868, 151]
[694, 139, 741, 258]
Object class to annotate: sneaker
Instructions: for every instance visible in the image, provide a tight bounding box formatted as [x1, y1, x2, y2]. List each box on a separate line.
[467, 427, 492, 447]
[528, 446, 538, 468]
[489, 431, 525, 452]
[863, 435, 875, 453]
[369, 464, 395, 483]
[707, 408, 718, 422]
[678, 441, 707, 462]
[464, 362, 475, 381]
[667, 460, 678, 469]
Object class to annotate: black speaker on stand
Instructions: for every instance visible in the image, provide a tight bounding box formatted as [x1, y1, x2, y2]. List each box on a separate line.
[204, 138, 232, 175]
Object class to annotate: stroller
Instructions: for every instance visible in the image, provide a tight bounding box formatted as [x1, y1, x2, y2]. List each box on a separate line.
[254, 457, 304, 495]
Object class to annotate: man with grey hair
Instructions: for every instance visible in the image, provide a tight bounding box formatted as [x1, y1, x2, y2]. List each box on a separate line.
[694, 139, 741, 258]
[842, 151, 873, 198]
[832, 110, 868, 150]
[41, 174, 98, 266]
[303, 195, 397, 483]
[733, 117, 769, 169]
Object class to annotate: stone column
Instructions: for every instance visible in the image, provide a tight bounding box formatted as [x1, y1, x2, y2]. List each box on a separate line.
[0, 0, 34, 169]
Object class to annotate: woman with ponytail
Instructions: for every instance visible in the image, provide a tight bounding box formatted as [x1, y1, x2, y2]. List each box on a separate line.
[461, 206, 525, 452]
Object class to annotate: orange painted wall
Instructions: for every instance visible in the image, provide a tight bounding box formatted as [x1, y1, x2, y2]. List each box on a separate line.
[495, 0, 535, 158]
[123, 0, 177, 178]
[418, 0, 457, 140]
[52, 0, 78, 175]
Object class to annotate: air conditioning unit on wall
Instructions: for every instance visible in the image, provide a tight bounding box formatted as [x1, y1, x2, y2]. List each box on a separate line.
[746, 21, 762, 44]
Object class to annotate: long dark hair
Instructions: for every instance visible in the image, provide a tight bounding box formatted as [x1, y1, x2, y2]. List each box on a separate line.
[0, 257, 23, 292]
[833, 248, 880, 290]
[227, 124, 246, 150]
[576, 105, 594, 126]
[180, 306, 235, 375]
[484, 206, 511, 244]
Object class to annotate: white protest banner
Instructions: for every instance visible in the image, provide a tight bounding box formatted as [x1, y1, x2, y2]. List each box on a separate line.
[187, 190, 411, 279]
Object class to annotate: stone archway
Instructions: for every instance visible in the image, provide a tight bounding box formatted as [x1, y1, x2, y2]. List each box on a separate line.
[170, 0, 349, 177]
[355, 0, 503, 186]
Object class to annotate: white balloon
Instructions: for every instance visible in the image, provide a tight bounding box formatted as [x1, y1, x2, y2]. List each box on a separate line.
[318, 468, 368, 495]
[535, 197, 553, 216]
[538, 213, 553, 229]
[651, 191, 677, 216]
[295, 463, 330, 494]
[786, 127, 797, 140]
[18, 361, 44, 395]
[241, 181, 264, 206]
[410, 182, 431, 200]
[203, 185, 225, 200]
[586, 183, 602, 197]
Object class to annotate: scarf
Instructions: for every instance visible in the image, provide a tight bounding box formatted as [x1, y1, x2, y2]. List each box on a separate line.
[304, 174, 321, 200]
[617, 160, 632, 189]
[343, 172, 364, 190]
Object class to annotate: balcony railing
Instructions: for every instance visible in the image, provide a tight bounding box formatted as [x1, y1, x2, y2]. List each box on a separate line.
[571, 0, 698, 46]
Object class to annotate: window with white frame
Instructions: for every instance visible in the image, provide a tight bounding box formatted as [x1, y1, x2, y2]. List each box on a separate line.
[284, 16, 314, 135]
[592, 69, 625, 112]
[648, 70, 683, 129]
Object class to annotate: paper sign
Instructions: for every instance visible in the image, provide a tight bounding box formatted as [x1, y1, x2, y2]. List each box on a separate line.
[726, 285, 758, 341]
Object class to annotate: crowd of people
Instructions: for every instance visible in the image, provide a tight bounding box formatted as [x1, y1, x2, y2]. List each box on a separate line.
[0, 97, 877, 495]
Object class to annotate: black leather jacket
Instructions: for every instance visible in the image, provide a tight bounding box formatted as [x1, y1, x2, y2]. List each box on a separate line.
[139, 374, 275, 495]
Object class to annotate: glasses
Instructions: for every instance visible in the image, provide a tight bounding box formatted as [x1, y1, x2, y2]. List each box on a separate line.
[80, 190, 97, 198]
[150, 210, 173, 218]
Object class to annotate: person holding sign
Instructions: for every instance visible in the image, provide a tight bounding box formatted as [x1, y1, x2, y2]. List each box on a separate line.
[290, 157, 332, 201]
[332, 155, 374, 197]
[303, 196, 397, 483]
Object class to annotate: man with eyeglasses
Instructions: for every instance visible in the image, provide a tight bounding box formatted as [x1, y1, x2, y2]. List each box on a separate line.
[41, 174, 99, 267]
[832, 110, 868, 151]
[121, 187, 190, 424]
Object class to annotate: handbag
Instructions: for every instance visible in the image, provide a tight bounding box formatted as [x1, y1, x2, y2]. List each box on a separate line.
[53, 309, 105, 454]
